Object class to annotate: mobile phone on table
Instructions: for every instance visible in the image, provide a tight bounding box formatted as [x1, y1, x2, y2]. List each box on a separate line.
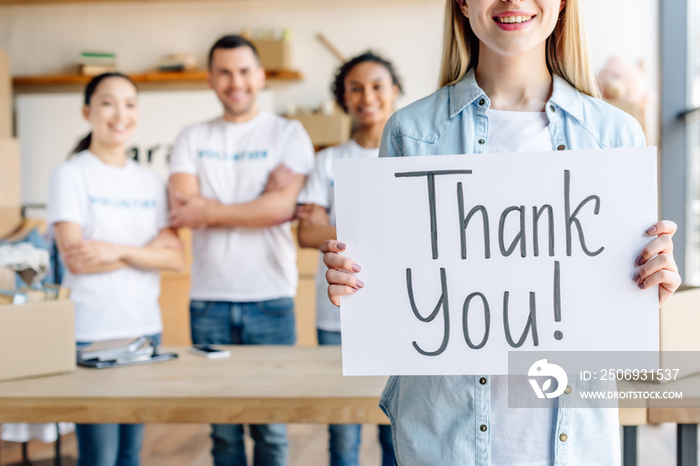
[189, 344, 231, 359]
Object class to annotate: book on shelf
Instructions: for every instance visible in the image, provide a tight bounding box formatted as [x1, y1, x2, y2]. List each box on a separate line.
[156, 53, 197, 72]
[78, 51, 117, 75]
[79, 64, 118, 76]
[78, 57, 117, 66]
[79, 51, 116, 63]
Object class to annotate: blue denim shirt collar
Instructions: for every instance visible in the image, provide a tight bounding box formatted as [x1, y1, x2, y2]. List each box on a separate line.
[449, 68, 584, 123]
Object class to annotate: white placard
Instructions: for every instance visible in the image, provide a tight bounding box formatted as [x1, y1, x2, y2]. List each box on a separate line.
[335, 148, 659, 375]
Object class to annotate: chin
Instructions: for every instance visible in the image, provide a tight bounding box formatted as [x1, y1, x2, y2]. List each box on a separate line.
[228, 102, 254, 116]
[358, 115, 383, 126]
[110, 139, 131, 148]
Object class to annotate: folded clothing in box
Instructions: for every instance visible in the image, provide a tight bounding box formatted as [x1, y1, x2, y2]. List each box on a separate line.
[0, 242, 50, 286]
[0, 137, 22, 239]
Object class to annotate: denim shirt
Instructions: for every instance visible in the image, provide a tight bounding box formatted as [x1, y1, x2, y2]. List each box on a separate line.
[378, 70, 645, 466]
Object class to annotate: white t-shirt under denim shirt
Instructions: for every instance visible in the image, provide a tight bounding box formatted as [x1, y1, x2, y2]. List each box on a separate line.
[298, 140, 378, 332]
[169, 112, 314, 302]
[378, 69, 645, 466]
[486, 108, 554, 466]
[47, 151, 168, 342]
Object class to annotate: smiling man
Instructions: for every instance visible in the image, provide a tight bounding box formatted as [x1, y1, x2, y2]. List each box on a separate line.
[168, 35, 314, 466]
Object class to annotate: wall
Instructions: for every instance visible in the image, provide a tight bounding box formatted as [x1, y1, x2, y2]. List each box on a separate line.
[0, 0, 659, 142]
[582, 0, 660, 144]
[0, 0, 445, 114]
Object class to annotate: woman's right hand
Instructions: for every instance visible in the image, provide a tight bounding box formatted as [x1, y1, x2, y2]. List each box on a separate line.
[320, 240, 365, 307]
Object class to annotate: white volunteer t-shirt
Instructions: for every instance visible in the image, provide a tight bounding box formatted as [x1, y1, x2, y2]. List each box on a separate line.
[298, 140, 378, 332]
[169, 112, 314, 301]
[47, 151, 168, 342]
[486, 109, 554, 466]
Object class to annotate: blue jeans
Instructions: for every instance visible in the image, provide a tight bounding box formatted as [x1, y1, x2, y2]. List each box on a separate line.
[75, 334, 161, 466]
[190, 298, 296, 466]
[75, 424, 144, 466]
[317, 329, 396, 466]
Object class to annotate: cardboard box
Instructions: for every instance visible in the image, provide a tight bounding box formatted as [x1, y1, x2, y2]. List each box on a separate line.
[0, 299, 75, 382]
[657, 287, 700, 380]
[251, 39, 291, 70]
[160, 273, 192, 346]
[3, 217, 46, 243]
[159, 228, 192, 346]
[293, 112, 351, 147]
[295, 277, 317, 347]
[0, 267, 15, 290]
[291, 222, 319, 347]
[0, 207, 21, 240]
[0, 290, 26, 305]
[0, 51, 11, 138]
[0, 137, 22, 239]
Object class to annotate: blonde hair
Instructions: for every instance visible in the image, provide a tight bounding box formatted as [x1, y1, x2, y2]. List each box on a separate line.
[438, 0, 600, 98]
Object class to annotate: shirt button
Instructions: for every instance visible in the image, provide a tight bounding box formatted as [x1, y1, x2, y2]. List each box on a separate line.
[479, 98, 486, 105]
[480, 424, 487, 432]
[560, 433, 568, 442]
[549, 105, 556, 112]
[564, 386, 572, 395]
[557, 144, 566, 150]
[478, 139, 486, 145]
[479, 377, 487, 385]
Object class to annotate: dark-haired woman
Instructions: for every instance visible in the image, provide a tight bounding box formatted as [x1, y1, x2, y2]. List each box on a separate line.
[47, 73, 183, 466]
[297, 52, 400, 466]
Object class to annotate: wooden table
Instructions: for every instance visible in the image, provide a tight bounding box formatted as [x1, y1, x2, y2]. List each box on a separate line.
[0, 346, 389, 425]
[0, 346, 652, 465]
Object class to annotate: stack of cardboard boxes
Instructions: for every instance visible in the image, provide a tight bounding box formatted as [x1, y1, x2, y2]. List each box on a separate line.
[293, 111, 352, 148]
[0, 50, 75, 382]
[657, 286, 700, 380]
[0, 51, 20, 239]
[250, 38, 291, 71]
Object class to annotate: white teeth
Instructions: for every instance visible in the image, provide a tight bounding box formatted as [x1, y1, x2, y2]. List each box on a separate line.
[497, 15, 532, 24]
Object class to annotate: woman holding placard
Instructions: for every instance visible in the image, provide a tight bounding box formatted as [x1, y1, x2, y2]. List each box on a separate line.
[297, 51, 401, 466]
[47, 72, 183, 466]
[320, 0, 681, 464]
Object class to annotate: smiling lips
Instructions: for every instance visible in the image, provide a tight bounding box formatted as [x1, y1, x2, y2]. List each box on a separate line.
[109, 123, 130, 133]
[493, 11, 536, 30]
[227, 90, 247, 101]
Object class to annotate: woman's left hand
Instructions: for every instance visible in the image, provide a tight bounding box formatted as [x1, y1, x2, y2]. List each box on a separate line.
[63, 240, 124, 272]
[295, 203, 330, 226]
[264, 163, 294, 194]
[634, 220, 682, 306]
[170, 192, 218, 229]
[147, 228, 183, 251]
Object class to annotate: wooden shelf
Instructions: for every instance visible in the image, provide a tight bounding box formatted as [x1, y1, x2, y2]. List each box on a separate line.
[4, 0, 438, 4]
[0, 0, 320, 4]
[13, 69, 302, 90]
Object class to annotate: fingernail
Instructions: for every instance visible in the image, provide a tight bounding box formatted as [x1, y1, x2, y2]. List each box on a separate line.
[635, 255, 645, 267]
[633, 274, 641, 284]
[351, 288, 358, 293]
[638, 282, 646, 290]
[356, 280, 365, 288]
[646, 226, 657, 235]
[337, 242, 347, 250]
[352, 264, 361, 273]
